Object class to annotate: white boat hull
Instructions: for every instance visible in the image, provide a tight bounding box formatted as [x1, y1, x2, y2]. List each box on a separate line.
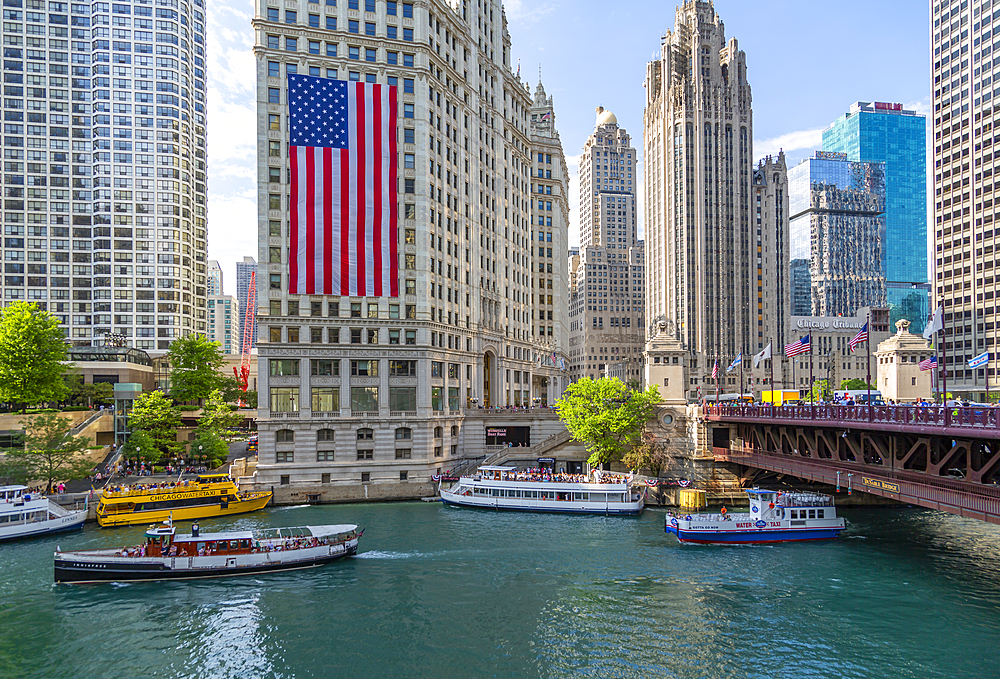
[440, 477, 644, 515]
[0, 499, 87, 542]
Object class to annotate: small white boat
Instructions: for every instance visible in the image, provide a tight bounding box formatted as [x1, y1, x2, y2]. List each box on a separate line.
[0, 485, 88, 542]
[440, 466, 644, 515]
[55, 521, 363, 583]
[665, 488, 847, 544]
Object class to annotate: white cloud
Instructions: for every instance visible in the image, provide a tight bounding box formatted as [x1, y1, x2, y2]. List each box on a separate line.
[754, 127, 824, 160]
[504, 0, 557, 25]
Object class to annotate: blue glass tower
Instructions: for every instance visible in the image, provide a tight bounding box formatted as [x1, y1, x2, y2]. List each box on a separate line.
[822, 102, 927, 331]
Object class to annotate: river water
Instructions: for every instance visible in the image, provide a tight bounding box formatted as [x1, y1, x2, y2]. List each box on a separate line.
[1, 502, 999, 679]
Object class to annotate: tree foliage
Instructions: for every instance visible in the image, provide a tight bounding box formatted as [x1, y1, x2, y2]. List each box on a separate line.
[167, 334, 227, 403]
[840, 378, 876, 391]
[554, 378, 662, 468]
[126, 390, 181, 461]
[0, 413, 92, 492]
[620, 428, 674, 477]
[64, 374, 114, 407]
[808, 379, 829, 403]
[0, 302, 70, 412]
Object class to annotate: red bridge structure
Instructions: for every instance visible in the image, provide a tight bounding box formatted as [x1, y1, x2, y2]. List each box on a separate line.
[705, 403, 1000, 524]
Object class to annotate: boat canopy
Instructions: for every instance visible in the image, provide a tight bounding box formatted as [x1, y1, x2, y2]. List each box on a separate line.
[196, 474, 232, 483]
[479, 466, 517, 472]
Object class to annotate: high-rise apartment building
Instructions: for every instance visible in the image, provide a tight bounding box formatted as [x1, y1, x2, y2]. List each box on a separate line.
[0, 0, 208, 349]
[789, 152, 886, 317]
[207, 294, 239, 354]
[930, 0, 1000, 398]
[235, 256, 257, 348]
[643, 1, 787, 399]
[207, 259, 222, 295]
[528, 81, 570, 402]
[567, 108, 645, 383]
[252, 0, 569, 487]
[823, 101, 929, 331]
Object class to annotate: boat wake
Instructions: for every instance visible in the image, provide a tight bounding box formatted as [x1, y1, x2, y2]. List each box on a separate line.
[355, 550, 427, 560]
[273, 504, 311, 510]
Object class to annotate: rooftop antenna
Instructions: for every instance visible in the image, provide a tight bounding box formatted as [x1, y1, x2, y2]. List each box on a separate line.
[538, 64, 542, 84]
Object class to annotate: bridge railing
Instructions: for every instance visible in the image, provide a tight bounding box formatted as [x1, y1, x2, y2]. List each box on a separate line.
[705, 403, 1000, 430]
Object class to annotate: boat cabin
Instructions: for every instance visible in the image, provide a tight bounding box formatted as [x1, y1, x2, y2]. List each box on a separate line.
[479, 466, 517, 481]
[142, 523, 255, 558]
[196, 474, 233, 485]
[1, 485, 29, 503]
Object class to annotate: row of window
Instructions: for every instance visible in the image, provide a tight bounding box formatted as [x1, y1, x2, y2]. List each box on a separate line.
[269, 385, 461, 412]
[264, 28, 413, 54]
[265, 1, 414, 19]
[275, 447, 456, 464]
[270, 358, 420, 377]
[273, 424, 458, 443]
[267, 326, 418, 344]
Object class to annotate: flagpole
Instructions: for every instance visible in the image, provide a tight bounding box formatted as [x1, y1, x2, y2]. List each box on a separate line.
[941, 309, 949, 411]
[715, 354, 720, 404]
[809, 334, 815, 416]
[866, 312, 872, 423]
[769, 342, 774, 418]
[739, 347, 745, 408]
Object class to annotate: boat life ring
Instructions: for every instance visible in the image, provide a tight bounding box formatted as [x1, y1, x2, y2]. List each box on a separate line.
[769, 502, 775, 509]
[671, 518, 678, 526]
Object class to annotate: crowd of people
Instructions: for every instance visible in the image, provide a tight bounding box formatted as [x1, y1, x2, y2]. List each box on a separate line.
[116, 535, 344, 559]
[487, 469, 631, 485]
[103, 478, 206, 497]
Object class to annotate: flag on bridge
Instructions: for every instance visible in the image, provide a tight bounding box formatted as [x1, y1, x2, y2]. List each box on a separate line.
[288, 74, 398, 297]
[752, 342, 772, 368]
[711, 359, 719, 379]
[918, 356, 938, 371]
[848, 323, 869, 353]
[726, 352, 742, 373]
[784, 335, 810, 357]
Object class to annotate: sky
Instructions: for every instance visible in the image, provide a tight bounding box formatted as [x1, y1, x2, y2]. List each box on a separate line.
[205, 0, 931, 292]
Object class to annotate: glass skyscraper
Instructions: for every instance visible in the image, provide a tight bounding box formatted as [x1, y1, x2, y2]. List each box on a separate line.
[788, 152, 886, 318]
[822, 101, 927, 331]
[1, 0, 208, 350]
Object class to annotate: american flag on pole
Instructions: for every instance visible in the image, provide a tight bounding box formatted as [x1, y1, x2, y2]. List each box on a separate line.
[849, 322, 869, 353]
[918, 356, 938, 371]
[711, 359, 719, 379]
[784, 334, 811, 357]
[287, 74, 398, 296]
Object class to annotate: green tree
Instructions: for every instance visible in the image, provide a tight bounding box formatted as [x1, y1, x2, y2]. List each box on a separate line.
[809, 379, 829, 402]
[620, 428, 674, 477]
[127, 390, 182, 461]
[0, 413, 93, 492]
[0, 301, 70, 412]
[64, 375, 114, 408]
[554, 378, 662, 468]
[199, 389, 243, 434]
[190, 428, 229, 468]
[840, 378, 876, 391]
[167, 334, 227, 403]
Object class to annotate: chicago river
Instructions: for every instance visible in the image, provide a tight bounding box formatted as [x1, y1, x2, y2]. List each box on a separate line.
[1, 502, 998, 678]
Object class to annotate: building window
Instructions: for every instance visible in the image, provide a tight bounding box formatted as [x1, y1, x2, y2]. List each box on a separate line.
[351, 387, 379, 412]
[269, 359, 299, 376]
[269, 326, 282, 342]
[431, 361, 442, 377]
[389, 360, 416, 376]
[348, 19, 359, 33]
[267, 61, 279, 77]
[280, 475, 290, 485]
[357, 428, 373, 440]
[434, 446, 442, 457]
[357, 450, 373, 460]
[431, 386, 443, 411]
[276, 429, 294, 443]
[285, 37, 297, 51]
[351, 359, 378, 376]
[311, 359, 338, 376]
[395, 449, 411, 459]
[434, 426, 442, 438]
[389, 387, 416, 411]
[318, 428, 335, 442]
[361, 472, 370, 482]
[317, 451, 334, 462]
[270, 387, 299, 413]
[312, 387, 339, 412]
[395, 427, 411, 440]
[350, 328, 362, 344]
[389, 329, 400, 344]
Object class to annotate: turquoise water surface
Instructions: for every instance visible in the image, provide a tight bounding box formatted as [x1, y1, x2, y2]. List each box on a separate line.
[1, 502, 998, 678]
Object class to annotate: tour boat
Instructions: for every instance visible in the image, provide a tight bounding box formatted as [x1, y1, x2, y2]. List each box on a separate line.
[440, 466, 645, 515]
[665, 488, 846, 544]
[96, 473, 272, 527]
[54, 521, 363, 583]
[0, 485, 87, 541]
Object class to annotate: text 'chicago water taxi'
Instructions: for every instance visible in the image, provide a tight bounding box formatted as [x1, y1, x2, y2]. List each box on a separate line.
[96, 474, 272, 527]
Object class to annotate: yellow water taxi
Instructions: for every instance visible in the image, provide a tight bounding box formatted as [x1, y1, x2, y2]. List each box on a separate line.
[96, 474, 272, 528]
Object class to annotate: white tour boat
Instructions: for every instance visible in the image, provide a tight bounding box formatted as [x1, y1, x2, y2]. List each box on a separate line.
[440, 466, 645, 515]
[665, 488, 847, 544]
[54, 521, 363, 583]
[0, 485, 88, 542]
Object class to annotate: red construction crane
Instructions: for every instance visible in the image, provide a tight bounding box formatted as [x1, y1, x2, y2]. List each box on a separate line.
[234, 270, 255, 404]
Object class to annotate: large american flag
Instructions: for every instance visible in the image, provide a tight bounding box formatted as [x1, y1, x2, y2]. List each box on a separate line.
[849, 322, 869, 353]
[784, 334, 811, 357]
[288, 74, 398, 296]
[918, 355, 938, 371]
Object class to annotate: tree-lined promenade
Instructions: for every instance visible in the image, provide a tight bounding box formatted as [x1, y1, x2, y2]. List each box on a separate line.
[0, 302, 251, 491]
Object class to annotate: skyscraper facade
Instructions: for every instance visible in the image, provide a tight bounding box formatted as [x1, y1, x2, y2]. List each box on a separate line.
[207, 294, 239, 354]
[528, 81, 570, 402]
[252, 0, 570, 488]
[790, 258, 811, 316]
[567, 108, 645, 383]
[235, 256, 257, 348]
[207, 259, 222, 295]
[643, 1, 786, 399]
[0, 0, 208, 350]
[930, 0, 1000, 398]
[823, 101, 928, 331]
[788, 152, 886, 318]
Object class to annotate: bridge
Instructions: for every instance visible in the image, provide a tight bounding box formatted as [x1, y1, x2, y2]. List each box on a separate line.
[705, 404, 1000, 524]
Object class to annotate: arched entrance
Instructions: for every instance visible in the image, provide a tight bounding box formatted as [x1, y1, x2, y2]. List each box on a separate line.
[483, 351, 494, 409]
